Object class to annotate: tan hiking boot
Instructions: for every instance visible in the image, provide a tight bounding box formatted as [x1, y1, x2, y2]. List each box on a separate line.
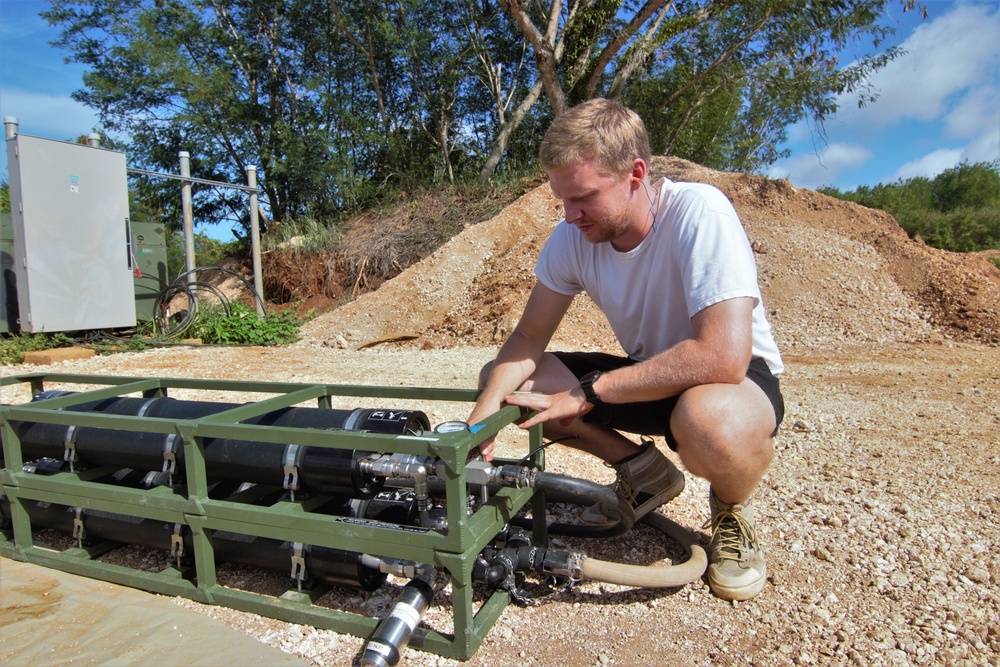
[704, 490, 767, 600]
[580, 441, 685, 525]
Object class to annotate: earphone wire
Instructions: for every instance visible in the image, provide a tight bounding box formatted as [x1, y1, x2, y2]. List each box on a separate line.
[639, 180, 658, 233]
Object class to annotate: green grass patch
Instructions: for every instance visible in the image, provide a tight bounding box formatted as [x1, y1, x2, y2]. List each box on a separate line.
[190, 303, 301, 345]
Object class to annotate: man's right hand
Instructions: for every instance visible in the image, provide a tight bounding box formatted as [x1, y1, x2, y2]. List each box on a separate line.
[467, 400, 501, 461]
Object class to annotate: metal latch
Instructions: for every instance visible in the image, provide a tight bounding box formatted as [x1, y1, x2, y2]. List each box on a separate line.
[63, 425, 79, 473]
[170, 523, 185, 567]
[162, 434, 179, 485]
[283, 444, 303, 501]
[290, 542, 308, 592]
[72, 507, 86, 548]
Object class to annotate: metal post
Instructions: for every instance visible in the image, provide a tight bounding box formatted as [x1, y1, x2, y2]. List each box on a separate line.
[4, 116, 18, 140]
[179, 151, 196, 286]
[247, 165, 264, 317]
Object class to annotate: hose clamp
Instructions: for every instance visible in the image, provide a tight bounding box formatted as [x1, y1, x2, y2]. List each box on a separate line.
[135, 397, 160, 417]
[63, 425, 79, 472]
[290, 542, 308, 592]
[162, 434, 178, 485]
[72, 507, 86, 547]
[283, 444, 304, 501]
[567, 553, 584, 583]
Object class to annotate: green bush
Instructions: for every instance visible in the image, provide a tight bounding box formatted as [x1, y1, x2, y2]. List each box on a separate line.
[190, 303, 300, 346]
[0, 332, 74, 365]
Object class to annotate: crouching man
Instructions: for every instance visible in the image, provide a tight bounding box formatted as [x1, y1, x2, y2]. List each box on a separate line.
[467, 99, 785, 601]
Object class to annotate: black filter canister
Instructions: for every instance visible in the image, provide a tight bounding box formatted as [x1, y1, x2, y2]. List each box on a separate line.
[16, 394, 429, 497]
[0, 498, 386, 591]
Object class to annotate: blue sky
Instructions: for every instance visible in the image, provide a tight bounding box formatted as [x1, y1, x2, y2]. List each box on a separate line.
[768, 1, 1000, 190]
[1, 0, 998, 196]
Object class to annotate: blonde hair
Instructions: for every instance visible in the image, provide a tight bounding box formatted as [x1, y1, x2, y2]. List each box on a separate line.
[539, 99, 651, 178]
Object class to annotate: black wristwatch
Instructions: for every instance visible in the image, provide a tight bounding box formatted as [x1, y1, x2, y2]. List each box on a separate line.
[579, 370, 603, 406]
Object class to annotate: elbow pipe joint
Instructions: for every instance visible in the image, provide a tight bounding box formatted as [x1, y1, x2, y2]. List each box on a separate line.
[360, 454, 433, 525]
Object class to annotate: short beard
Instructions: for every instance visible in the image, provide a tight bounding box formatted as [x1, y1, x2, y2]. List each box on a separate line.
[582, 202, 631, 245]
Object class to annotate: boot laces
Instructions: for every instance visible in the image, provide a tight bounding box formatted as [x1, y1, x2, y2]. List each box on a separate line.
[612, 468, 638, 507]
[703, 507, 757, 563]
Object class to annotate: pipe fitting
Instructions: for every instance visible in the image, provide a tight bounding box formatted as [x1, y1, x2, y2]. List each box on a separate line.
[360, 454, 434, 526]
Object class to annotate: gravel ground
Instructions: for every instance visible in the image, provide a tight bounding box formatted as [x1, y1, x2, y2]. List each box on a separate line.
[2, 340, 997, 667]
[2, 159, 999, 665]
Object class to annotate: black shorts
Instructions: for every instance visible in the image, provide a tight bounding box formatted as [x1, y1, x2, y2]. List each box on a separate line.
[552, 352, 785, 451]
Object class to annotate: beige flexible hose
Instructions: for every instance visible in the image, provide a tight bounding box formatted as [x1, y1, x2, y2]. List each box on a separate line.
[578, 512, 707, 588]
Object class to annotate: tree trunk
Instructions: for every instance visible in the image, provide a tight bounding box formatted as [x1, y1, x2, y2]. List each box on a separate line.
[477, 78, 545, 184]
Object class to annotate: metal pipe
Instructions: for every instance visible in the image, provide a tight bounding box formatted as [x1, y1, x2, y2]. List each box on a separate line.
[5, 116, 19, 140]
[247, 165, 265, 317]
[179, 151, 196, 285]
[360, 455, 433, 527]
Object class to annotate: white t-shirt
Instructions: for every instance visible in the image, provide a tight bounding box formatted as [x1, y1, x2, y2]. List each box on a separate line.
[535, 177, 784, 375]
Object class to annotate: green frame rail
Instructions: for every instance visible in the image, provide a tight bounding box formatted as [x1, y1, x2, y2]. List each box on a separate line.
[0, 373, 548, 660]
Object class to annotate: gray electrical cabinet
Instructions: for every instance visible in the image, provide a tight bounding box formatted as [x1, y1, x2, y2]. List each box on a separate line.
[130, 221, 168, 323]
[5, 133, 137, 332]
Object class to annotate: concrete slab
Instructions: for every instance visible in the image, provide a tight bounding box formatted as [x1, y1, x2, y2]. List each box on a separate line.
[0, 557, 307, 666]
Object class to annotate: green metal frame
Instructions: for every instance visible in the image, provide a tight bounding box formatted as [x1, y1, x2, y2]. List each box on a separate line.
[0, 373, 547, 661]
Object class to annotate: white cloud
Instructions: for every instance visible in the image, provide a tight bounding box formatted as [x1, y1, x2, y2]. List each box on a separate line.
[0, 88, 99, 142]
[890, 114, 1000, 183]
[892, 147, 966, 182]
[833, 3, 1000, 132]
[961, 130, 1000, 166]
[769, 143, 873, 189]
[944, 85, 1000, 140]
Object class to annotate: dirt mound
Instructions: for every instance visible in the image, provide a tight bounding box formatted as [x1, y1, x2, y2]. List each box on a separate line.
[300, 157, 1000, 351]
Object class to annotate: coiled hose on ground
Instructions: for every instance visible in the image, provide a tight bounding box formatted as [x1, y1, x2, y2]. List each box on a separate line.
[529, 470, 707, 588]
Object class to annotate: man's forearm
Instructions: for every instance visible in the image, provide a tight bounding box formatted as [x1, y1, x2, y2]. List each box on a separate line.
[596, 338, 737, 404]
[482, 332, 542, 399]
[591, 298, 755, 405]
[471, 330, 545, 421]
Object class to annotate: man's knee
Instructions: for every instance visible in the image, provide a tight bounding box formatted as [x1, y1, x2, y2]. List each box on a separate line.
[670, 384, 775, 462]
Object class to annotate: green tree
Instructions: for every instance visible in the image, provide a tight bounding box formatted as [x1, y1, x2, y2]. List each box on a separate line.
[497, 0, 919, 174]
[931, 160, 1000, 213]
[43, 0, 925, 214]
[44, 0, 370, 228]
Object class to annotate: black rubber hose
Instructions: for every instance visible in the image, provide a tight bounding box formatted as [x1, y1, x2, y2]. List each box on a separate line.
[510, 470, 635, 538]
